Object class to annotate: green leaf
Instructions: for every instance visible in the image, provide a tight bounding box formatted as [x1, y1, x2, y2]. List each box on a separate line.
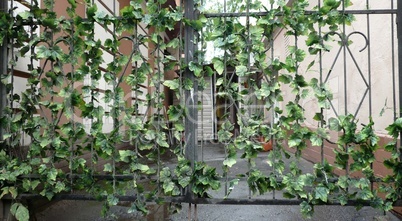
[216, 77, 224, 86]
[135, 164, 151, 173]
[68, 0, 77, 7]
[295, 49, 306, 62]
[225, 179, 239, 198]
[386, 118, 402, 138]
[178, 177, 190, 188]
[256, 82, 271, 99]
[223, 157, 236, 167]
[315, 186, 329, 202]
[337, 176, 348, 189]
[189, 19, 203, 31]
[338, 194, 348, 206]
[167, 38, 180, 48]
[169, 10, 183, 22]
[212, 58, 224, 75]
[189, 61, 202, 77]
[383, 201, 393, 211]
[104, 163, 113, 172]
[310, 133, 322, 146]
[119, 150, 134, 163]
[324, 0, 341, 9]
[163, 181, 175, 193]
[2, 134, 11, 140]
[0, 187, 9, 198]
[48, 168, 57, 181]
[278, 74, 292, 84]
[10, 203, 29, 221]
[300, 201, 313, 218]
[40, 138, 51, 147]
[107, 195, 119, 206]
[356, 189, 373, 200]
[183, 78, 193, 90]
[9, 187, 18, 199]
[145, 130, 156, 140]
[18, 11, 33, 20]
[313, 113, 323, 121]
[160, 167, 171, 182]
[250, 26, 264, 37]
[283, 192, 296, 199]
[156, 137, 169, 148]
[306, 60, 316, 71]
[236, 65, 248, 77]
[288, 138, 301, 147]
[328, 118, 341, 131]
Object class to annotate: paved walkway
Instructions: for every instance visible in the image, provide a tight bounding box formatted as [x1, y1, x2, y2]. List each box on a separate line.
[37, 143, 401, 221]
[170, 143, 400, 221]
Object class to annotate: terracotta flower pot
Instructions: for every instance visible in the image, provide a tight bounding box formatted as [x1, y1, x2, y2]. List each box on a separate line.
[258, 136, 273, 152]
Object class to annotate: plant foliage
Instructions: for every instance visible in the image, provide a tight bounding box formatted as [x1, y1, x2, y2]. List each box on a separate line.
[0, 0, 399, 220]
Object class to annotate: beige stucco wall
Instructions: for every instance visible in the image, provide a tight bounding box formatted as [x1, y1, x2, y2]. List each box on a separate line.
[272, 0, 398, 135]
[274, 0, 400, 193]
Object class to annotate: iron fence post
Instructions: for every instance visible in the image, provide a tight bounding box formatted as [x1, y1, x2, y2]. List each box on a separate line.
[0, 0, 8, 146]
[184, 0, 198, 200]
[398, 0, 402, 161]
[0, 1, 10, 218]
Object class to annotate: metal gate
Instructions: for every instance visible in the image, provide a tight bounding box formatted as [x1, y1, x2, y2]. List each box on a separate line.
[1, 0, 402, 220]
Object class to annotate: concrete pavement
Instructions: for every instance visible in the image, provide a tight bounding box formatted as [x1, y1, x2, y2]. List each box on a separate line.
[37, 143, 401, 221]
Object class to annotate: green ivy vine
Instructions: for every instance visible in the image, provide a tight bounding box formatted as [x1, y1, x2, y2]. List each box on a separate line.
[0, 0, 400, 220]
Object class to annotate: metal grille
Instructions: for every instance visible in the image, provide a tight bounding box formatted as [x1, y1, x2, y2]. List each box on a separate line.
[0, 0, 402, 220]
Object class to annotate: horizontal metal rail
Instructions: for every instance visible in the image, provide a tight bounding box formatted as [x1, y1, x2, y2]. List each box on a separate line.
[9, 194, 402, 207]
[204, 9, 397, 18]
[9, 9, 396, 28]
[18, 174, 389, 183]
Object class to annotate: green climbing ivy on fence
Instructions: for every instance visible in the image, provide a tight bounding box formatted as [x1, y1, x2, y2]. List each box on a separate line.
[0, 0, 401, 220]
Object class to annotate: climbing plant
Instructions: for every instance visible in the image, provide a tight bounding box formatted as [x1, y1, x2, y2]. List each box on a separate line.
[0, 0, 400, 220]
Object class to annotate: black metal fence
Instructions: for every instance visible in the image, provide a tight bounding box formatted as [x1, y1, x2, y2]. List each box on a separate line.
[1, 0, 402, 220]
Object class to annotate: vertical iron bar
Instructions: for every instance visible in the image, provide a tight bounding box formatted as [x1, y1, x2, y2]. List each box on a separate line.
[319, 0, 324, 166]
[200, 0, 204, 162]
[188, 203, 192, 221]
[200, 81, 204, 162]
[393, 0, 397, 120]
[342, 0, 350, 180]
[0, 0, 8, 144]
[9, 0, 15, 156]
[194, 203, 198, 221]
[342, 1, 347, 116]
[270, 1, 276, 201]
[112, 0, 117, 194]
[179, 0, 184, 155]
[133, 22, 140, 197]
[246, 0, 251, 200]
[223, 0, 228, 197]
[29, 0, 34, 188]
[9, 0, 14, 124]
[213, 72, 217, 141]
[90, 0, 95, 175]
[397, 0, 402, 161]
[366, 1, 372, 117]
[184, 0, 198, 195]
[366, 0, 374, 191]
[156, 2, 163, 195]
[70, 22, 75, 192]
